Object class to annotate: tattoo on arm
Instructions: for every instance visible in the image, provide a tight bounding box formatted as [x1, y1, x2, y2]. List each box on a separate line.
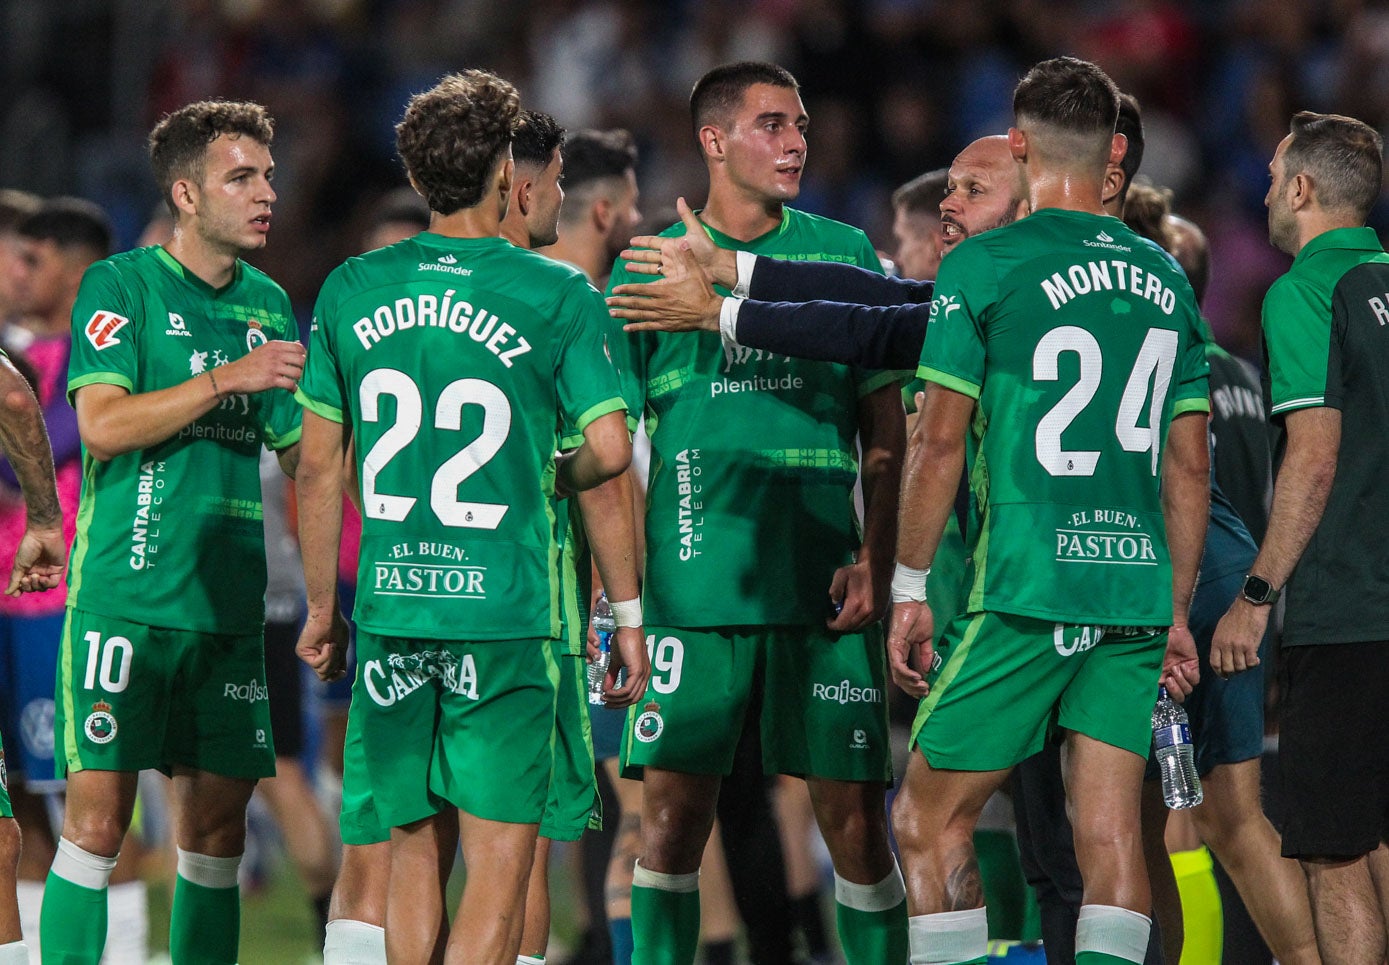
[0, 382, 60, 527]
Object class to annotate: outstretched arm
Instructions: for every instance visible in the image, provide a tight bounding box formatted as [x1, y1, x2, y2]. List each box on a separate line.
[618, 197, 932, 306]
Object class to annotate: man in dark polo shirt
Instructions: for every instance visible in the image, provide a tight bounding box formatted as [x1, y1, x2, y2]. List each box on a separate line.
[1212, 110, 1389, 964]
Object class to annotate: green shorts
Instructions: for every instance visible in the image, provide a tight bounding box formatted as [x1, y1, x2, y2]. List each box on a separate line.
[911, 611, 1166, 770]
[54, 608, 274, 780]
[621, 624, 891, 784]
[353, 631, 558, 830]
[540, 647, 600, 841]
[339, 693, 389, 846]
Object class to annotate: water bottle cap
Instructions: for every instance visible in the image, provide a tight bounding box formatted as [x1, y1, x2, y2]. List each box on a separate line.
[1157, 685, 1169, 699]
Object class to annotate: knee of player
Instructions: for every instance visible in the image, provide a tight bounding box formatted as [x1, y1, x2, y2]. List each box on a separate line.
[890, 793, 965, 854]
[62, 811, 128, 858]
[1069, 816, 1140, 858]
[814, 796, 885, 850]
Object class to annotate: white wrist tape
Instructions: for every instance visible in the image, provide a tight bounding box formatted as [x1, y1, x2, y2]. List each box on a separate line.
[609, 597, 643, 628]
[890, 563, 930, 604]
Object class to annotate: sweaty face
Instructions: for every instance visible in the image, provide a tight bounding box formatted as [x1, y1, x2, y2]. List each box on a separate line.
[524, 148, 565, 249]
[892, 206, 943, 281]
[1265, 135, 1298, 256]
[189, 134, 276, 255]
[717, 83, 808, 205]
[602, 169, 642, 262]
[940, 137, 1023, 254]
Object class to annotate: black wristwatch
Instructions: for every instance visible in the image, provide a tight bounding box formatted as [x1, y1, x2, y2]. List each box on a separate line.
[1241, 574, 1280, 606]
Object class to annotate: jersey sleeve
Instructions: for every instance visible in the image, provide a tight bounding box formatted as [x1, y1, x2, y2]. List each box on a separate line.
[68, 260, 140, 403]
[295, 273, 347, 425]
[260, 290, 304, 449]
[848, 232, 901, 398]
[1171, 309, 1212, 416]
[1262, 274, 1330, 416]
[918, 241, 996, 399]
[554, 278, 627, 438]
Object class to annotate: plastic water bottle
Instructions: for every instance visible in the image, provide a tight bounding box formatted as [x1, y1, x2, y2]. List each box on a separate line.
[587, 593, 616, 705]
[1152, 686, 1203, 809]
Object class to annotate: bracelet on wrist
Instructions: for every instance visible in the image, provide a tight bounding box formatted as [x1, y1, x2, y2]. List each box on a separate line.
[207, 369, 225, 400]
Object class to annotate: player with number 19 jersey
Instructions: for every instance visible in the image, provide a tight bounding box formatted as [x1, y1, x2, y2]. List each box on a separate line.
[922, 209, 1210, 629]
[66, 247, 302, 633]
[297, 232, 626, 642]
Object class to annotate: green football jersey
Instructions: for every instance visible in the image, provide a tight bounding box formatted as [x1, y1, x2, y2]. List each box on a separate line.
[66, 246, 302, 634]
[920, 209, 1210, 626]
[298, 233, 626, 642]
[609, 207, 895, 627]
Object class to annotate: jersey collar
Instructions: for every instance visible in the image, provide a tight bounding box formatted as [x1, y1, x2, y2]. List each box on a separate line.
[1294, 226, 1384, 266]
[153, 245, 242, 296]
[695, 207, 792, 251]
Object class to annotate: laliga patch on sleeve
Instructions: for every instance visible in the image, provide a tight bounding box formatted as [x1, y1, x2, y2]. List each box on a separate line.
[85, 310, 131, 351]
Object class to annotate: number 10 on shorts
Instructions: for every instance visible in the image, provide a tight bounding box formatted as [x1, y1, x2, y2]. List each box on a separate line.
[83, 631, 134, 693]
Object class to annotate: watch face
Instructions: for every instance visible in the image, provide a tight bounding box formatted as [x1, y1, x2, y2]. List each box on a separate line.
[1244, 575, 1274, 604]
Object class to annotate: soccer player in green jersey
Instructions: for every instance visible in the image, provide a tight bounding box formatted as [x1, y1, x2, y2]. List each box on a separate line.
[883, 58, 1210, 965]
[500, 108, 645, 965]
[1212, 111, 1389, 965]
[293, 71, 646, 964]
[38, 100, 306, 965]
[607, 61, 909, 965]
[0, 347, 65, 965]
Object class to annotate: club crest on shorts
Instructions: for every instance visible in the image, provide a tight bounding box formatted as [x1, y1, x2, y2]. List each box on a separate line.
[84, 701, 118, 745]
[634, 700, 664, 743]
[0, 749, 7, 790]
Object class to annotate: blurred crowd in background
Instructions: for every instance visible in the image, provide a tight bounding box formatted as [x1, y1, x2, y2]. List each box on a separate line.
[5, 0, 1389, 363]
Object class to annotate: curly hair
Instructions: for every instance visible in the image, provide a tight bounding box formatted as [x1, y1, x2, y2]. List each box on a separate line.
[149, 101, 275, 217]
[397, 71, 520, 216]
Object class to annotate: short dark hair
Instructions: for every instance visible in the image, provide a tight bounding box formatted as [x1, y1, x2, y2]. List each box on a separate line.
[396, 70, 520, 216]
[559, 129, 638, 223]
[1283, 110, 1384, 219]
[1114, 93, 1144, 206]
[0, 189, 40, 235]
[690, 62, 799, 137]
[512, 110, 565, 171]
[369, 187, 430, 232]
[1013, 57, 1120, 163]
[17, 197, 113, 258]
[892, 169, 948, 216]
[149, 100, 275, 217]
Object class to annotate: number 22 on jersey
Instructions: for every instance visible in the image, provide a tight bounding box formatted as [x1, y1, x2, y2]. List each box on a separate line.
[358, 367, 513, 529]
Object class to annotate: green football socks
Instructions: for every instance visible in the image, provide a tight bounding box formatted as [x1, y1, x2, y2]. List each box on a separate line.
[630, 860, 700, 965]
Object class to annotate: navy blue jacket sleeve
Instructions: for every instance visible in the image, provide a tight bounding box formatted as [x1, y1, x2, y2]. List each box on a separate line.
[734, 299, 929, 369]
[747, 257, 935, 307]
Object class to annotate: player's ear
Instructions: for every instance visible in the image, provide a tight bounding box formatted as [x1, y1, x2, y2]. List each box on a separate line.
[1102, 166, 1125, 208]
[699, 124, 724, 161]
[1007, 128, 1027, 163]
[170, 179, 198, 219]
[592, 196, 613, 234]
[1289, 171, 1313, 212]
[1109, 132, 1128, 168]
